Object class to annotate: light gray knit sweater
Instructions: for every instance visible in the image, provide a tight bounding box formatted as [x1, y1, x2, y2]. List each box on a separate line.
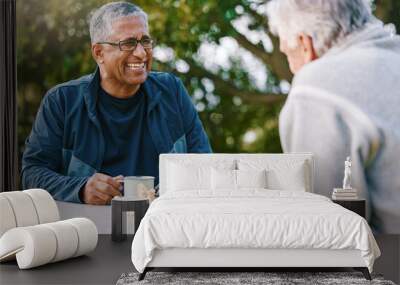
[280, 20, 400, 234]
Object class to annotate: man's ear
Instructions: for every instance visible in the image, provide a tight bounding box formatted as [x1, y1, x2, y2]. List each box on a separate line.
[91, 44, 104, 64]
[298, 33, 318, 63]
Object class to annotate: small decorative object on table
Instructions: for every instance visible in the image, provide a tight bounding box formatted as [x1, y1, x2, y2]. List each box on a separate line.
[342, 156, 352, 190]
[332, 157, 365, 217]
[332, 157, 358, 200]
[111, 176, 156, 242]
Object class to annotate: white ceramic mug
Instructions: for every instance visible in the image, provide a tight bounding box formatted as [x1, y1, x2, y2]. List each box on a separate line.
[123, 176, 154, 200]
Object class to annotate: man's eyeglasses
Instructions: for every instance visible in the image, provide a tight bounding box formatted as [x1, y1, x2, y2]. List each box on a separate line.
[97, 36, 154, 51]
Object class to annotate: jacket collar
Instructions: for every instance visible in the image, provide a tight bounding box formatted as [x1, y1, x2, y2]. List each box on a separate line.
[82, 67, 101, 121]
[83, 67, 162, 119]
[142, 73, 162, 113]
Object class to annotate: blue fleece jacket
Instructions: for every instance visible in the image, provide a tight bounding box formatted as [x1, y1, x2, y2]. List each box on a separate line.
[22, 68, 212, 203]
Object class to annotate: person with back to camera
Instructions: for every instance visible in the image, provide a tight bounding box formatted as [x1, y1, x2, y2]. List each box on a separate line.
[266, 0, 400, 233]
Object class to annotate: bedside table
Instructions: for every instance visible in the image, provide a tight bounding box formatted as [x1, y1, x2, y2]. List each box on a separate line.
[332, 199, 366, 218]
[111, 196, 149, 242]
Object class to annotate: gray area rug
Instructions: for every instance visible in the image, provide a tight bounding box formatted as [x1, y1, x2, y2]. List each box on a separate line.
[116, 271, 396, 285]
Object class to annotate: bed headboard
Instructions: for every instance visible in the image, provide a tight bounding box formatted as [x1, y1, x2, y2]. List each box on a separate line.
[159, 153, 314, 196]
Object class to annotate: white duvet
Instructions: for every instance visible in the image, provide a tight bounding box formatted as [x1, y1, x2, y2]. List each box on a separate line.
[131, 190, 380, 273]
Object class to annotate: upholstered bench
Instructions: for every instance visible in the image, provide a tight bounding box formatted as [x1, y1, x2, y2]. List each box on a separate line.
[0, 189, 98, 269]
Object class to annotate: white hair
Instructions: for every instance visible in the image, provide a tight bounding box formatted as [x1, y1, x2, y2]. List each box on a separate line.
[266, 0, 374, 56]
[89, 1, 148, 44]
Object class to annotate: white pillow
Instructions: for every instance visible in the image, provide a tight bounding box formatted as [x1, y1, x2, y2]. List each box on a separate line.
[211, 169, 267, 191]
[267, 162, 306, 191]
[236, 169, 267, 189]
[211, 168, 236, 190]
[238, 159, 307, 191]
[167, 162, 211, 191]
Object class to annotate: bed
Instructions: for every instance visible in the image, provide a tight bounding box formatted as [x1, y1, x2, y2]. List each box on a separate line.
[131, 153, 380, 280]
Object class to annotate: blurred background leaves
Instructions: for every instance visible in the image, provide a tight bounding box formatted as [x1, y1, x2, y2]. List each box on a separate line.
[17, 0, 400, 166]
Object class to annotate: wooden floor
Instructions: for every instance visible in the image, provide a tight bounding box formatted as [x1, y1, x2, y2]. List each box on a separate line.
[0, 235, 134, 285]
[0, 234, 398, 284]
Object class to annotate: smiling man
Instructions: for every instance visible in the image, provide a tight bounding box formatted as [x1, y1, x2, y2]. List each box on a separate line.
[21, 2, 211, 205]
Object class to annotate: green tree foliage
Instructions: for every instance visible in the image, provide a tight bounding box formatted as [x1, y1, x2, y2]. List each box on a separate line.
[17, 0, 400, 160]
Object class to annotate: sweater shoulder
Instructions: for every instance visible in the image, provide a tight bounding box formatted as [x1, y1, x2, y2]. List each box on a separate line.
[292, 52, 354, 89]
[292, 43, 399, 92]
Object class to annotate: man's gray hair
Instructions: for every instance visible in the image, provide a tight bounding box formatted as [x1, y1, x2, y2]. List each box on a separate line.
[89, 1, 148, 44]
[266, 0, 374, 56]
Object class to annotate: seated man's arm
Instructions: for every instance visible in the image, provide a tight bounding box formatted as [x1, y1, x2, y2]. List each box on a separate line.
[174, 77, 212, 153]
[22, 93, 89, 203]
[22, 91, 134, 204]
[21, 92, 87, 203]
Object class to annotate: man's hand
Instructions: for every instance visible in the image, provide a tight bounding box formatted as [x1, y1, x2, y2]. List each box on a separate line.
[81, 173, 123, 205]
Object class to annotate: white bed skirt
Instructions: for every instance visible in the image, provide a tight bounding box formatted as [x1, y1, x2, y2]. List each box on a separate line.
[148, 248, 366, 268]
